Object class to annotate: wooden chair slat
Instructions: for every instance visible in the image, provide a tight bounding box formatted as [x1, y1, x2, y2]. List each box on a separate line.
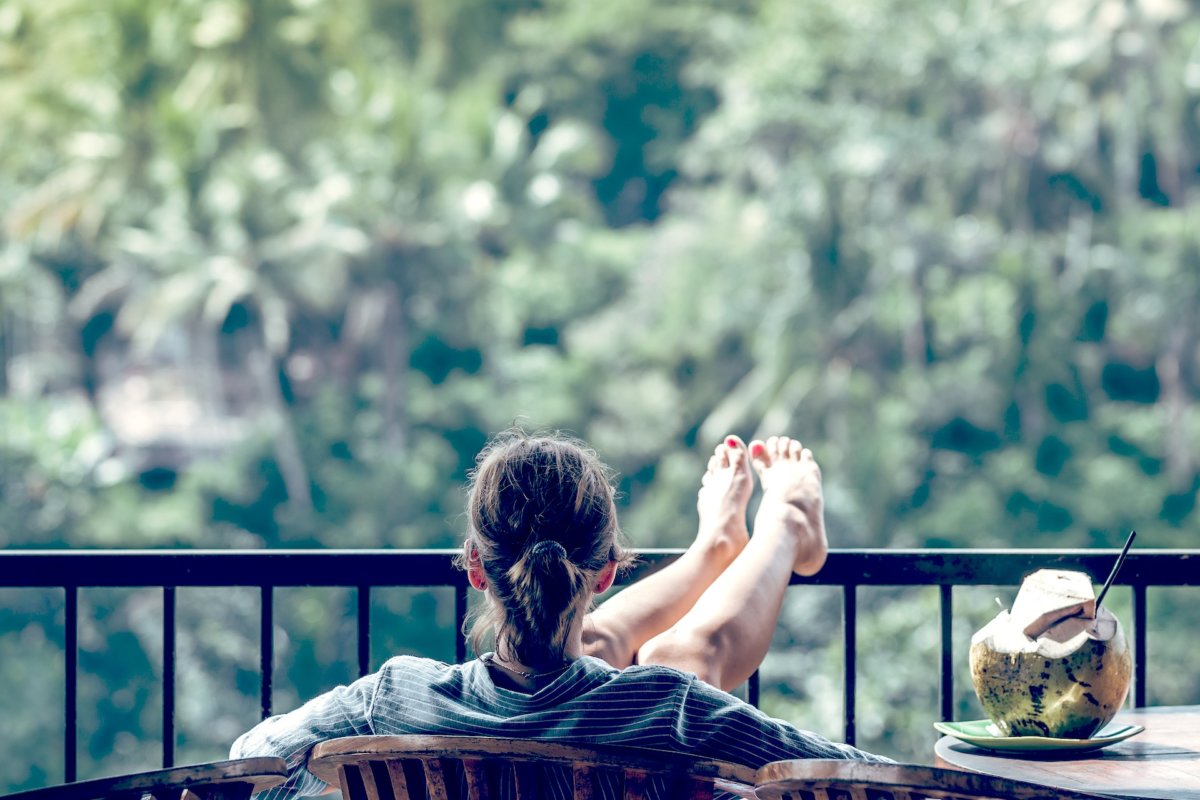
[511, 762, 537, 800]
[778, 790, 816, 800]
[384, 760, 411, 800]
[358, 763, 387, 800]
[338, 764, 366, 800]
[572, 765, 596, 800]
[622, 768, 648, 800]
[460, 758, 487, 800]
[422, 758, 450, 800]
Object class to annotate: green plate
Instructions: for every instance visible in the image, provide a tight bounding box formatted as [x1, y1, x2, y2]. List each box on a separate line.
[934, 719, 1145, 753]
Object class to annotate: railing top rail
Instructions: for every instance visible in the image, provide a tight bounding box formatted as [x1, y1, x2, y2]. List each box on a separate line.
[812, 548, 1199, 587]
[0, 548, 1196, 588]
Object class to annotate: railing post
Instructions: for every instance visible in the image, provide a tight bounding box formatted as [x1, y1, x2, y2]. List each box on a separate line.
[162, 587, 176, 768]
[455, 581, 468, 663]
[357, 585, 371, 678]
[1133, 584, 1147, 708]
[843, 584, 857, 746]
[64, 586, 78, 783]
[261, 585, 274, 719]
[939, 584, 953, 722]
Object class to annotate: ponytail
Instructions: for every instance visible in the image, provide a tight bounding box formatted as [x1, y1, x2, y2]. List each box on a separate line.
[502, 540, 587, 664]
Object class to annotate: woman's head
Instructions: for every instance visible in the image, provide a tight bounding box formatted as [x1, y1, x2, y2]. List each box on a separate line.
[461, 430, 632, 666]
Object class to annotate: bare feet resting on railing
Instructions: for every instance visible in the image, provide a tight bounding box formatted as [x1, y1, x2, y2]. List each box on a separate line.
[750, 435, 828, 577]
[584, 433, 829, 691]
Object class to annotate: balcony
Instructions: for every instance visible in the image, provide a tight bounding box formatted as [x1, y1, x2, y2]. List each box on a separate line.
[1, 548, 1196, 790]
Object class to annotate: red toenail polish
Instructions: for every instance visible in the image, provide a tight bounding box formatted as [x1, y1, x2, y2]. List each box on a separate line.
[751, 443, 765, 456]
[726, 437, 738, 448]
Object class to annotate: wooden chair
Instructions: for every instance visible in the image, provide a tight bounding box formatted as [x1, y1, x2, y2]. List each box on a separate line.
[309, 735, 759, 800]
[754, 759, 1119, 800]
[0, 758, 288, 800]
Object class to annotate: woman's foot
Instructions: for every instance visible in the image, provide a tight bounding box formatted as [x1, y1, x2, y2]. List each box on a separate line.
[695, 435, 753, 561]
[749, 435, 828, 576]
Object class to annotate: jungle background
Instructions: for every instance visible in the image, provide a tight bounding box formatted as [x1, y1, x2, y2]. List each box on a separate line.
[2, 0, 1199, 791]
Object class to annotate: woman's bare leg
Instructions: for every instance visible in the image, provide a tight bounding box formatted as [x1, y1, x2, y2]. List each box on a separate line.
[581, 436, 754, 668]
[635, 435, 828, 691]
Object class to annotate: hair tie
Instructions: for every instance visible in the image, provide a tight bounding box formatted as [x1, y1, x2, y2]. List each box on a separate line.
[528, 540, 568, 560]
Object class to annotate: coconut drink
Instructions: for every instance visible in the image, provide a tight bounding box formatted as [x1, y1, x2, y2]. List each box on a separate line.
[969, 569, 1132, 739]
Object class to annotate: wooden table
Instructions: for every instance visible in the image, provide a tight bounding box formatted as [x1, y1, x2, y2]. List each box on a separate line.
[935, 706, 1200, 799]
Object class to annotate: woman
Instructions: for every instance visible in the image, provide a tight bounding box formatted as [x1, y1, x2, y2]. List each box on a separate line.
[232, 431, 886, 798]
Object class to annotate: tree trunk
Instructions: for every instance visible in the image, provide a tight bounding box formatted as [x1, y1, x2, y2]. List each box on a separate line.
[249, 346, 312, 511]
[380, 283, 408, 450]
[1158, 327, 1190, 490]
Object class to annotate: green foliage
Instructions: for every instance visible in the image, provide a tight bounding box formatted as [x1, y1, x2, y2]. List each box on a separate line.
[2, 0, 1200, 786]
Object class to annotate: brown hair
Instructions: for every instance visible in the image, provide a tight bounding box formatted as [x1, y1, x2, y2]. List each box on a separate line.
[459, 429, 633, 666]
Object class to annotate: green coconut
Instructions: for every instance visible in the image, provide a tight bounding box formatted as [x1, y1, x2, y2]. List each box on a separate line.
[969, 569, 1132, 739]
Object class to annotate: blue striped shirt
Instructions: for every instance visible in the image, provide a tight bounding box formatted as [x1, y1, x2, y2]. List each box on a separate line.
[231, 654, 886, 799]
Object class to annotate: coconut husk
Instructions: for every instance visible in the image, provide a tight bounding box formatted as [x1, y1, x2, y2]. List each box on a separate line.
[1008, 568, 1096, 639]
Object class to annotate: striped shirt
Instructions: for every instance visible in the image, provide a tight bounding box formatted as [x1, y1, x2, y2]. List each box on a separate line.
[231, 654, 887, 799]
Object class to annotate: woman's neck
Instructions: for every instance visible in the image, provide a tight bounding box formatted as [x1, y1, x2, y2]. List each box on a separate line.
[483, 651, 575, 693]
[488, 616, 585, 687]
[496, 612, 586, 665]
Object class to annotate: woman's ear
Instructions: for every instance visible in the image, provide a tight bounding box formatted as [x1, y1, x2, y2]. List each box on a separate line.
[467, 547, 488, 591]
[594, 560, 618, 594]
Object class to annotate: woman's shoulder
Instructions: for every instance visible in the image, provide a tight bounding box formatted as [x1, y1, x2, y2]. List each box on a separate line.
[375, 654, 465, 683]
[614, 660, 715, 690]
[588, 659, 710, 701]
[618, 661, 694, 681]
[379, 653, 453, 670]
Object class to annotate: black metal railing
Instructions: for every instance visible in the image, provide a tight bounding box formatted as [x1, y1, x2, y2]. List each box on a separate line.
[0, 548, 1196, 781]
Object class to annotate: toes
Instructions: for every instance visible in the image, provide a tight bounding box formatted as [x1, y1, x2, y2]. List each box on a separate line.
[751, 435, 820, 476]
[712, 442, 731, 469]
[806, 449, 821, 480]
[724, 435, 748, 471]
[748, 438, 769, 475]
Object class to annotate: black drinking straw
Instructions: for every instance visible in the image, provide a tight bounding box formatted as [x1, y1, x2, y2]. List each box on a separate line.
[1095, 530, 1137, 611]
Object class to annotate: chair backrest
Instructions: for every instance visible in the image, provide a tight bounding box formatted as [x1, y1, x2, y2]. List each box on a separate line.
[754, 759, 1120, 800]
[0, 758, 288, 800]
[309, 735, 758, 800]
